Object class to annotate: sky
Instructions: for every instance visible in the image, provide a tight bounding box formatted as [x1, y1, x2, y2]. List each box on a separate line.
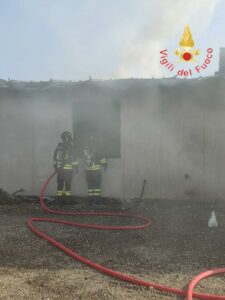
[0, 0, 224, 81]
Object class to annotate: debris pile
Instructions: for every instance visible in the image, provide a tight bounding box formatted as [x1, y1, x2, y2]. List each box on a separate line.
[0, 188, 12, 204]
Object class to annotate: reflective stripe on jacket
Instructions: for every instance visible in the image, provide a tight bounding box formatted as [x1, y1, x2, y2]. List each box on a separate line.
[85, 158, 107, 171]
[53, 142, 78, 170]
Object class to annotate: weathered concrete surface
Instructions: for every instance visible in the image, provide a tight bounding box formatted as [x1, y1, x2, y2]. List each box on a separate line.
[1, 78, 225, 200]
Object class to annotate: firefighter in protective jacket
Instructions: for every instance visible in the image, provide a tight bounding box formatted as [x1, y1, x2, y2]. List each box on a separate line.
[53, 131, 78, 196]
[84, 133, 107, 197]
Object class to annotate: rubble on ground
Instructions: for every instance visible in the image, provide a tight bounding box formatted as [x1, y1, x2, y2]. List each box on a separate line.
[0, 188, 13, 204]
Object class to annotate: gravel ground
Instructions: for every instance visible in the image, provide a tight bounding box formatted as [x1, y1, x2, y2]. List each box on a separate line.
[0, 197, 225, 299]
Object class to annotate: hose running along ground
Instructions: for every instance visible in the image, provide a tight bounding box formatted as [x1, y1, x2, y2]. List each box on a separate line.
[27, 172, 225, 300]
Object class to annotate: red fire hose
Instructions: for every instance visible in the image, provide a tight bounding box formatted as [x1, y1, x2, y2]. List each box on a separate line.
[27, 172, 225, 300]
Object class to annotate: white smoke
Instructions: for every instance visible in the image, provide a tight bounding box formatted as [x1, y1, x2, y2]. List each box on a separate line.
[116, 0, 222, 78]
[18, 0, 222, 80]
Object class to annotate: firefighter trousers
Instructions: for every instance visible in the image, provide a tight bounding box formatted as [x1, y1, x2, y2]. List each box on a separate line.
[57, 169, 73, 194]
[86, 170, 101, 197]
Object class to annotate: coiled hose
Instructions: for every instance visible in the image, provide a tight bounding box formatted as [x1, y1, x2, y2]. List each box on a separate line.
[27, 172, 225, 300]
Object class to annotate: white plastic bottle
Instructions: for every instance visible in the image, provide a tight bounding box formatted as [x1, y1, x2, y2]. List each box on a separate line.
[208, 211, 218, 228]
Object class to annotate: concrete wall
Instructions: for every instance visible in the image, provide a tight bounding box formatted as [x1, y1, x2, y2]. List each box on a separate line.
[0, 84, 124, 197]
[121, 78, 225, 200]
[0, 90, 73, 195]
[1, 78, 225, 200]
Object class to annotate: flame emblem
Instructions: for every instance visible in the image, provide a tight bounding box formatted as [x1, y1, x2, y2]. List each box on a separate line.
[175, 25, 200, 62]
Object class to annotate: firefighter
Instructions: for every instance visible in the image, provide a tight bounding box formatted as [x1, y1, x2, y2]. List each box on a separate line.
[53, 131, 78, 196]
[84, 133, 107, 198]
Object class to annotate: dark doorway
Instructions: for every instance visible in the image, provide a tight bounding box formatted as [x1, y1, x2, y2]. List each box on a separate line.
[73, 99, 121, 158]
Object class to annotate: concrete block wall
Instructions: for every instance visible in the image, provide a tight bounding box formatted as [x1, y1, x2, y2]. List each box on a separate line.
[1, 78, 225, 201]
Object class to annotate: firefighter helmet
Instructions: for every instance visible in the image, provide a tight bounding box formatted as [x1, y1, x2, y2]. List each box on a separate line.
[61, 131, 72, 142]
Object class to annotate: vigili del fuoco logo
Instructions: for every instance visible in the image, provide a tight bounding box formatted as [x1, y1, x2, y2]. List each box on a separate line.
[159, 25, 213, 77]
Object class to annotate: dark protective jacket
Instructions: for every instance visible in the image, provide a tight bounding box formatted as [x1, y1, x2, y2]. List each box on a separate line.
[84, 146, 107, 171]
[53, 142, 78, 170]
